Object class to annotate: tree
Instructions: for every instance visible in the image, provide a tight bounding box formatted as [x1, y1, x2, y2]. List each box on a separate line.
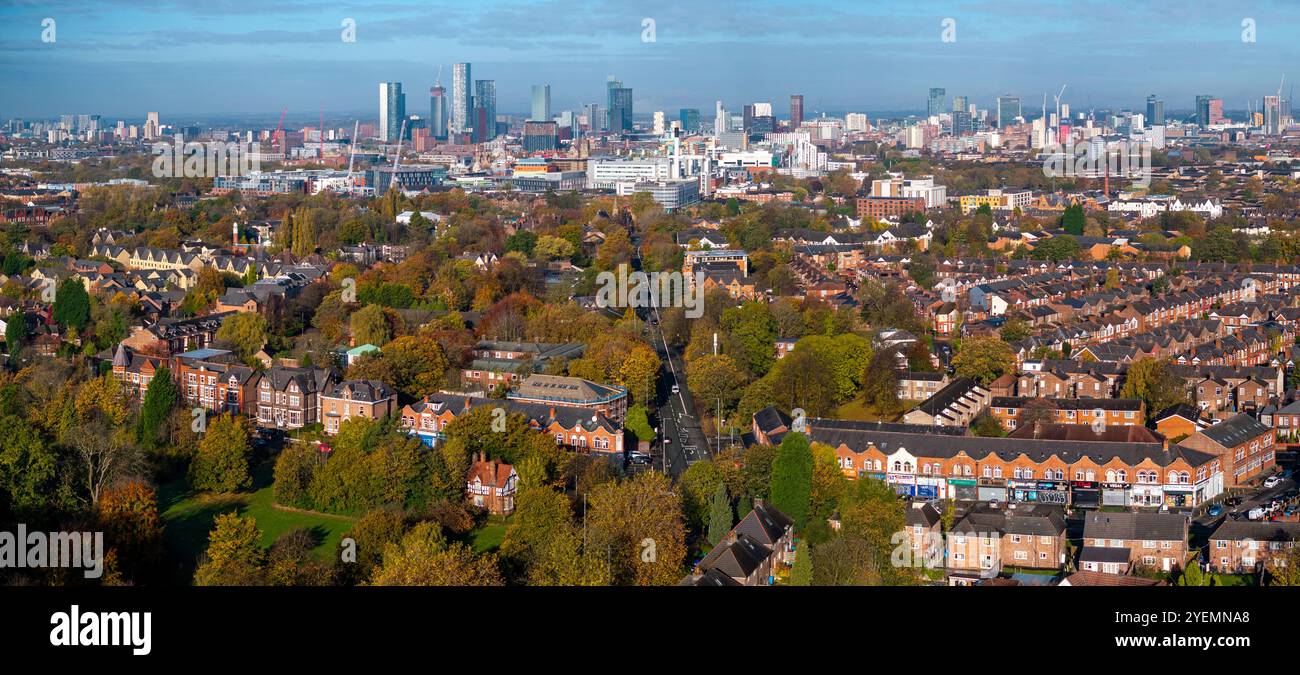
[501, 486, 606, 585]
[586, 471, 686, 585]
[687, 353, 749, 415]
[707, 482, 733, 547]
[194, 512, 265, 586]
[722, 303, 779, 376]
[999, 317, 1031, 343]
[970, 411, 1007, 437]
[189, 414, 253, 492]
[215, 312, 268, 361]
[769, 432, 814, 531]
[1179, 556, 1208, 586]
[1121, 358, 1190, 420]
[347, 336, 449, 399]
[811, 536, 881, 585]
[136, 365, 177, 447]
[1061, 204, 1085, 236]
[4, 312, 25, 357]
[1267, 544, 1300, 586]
[0, 414, 60, 518]
[860, 348, 902, 413]
[52, 278, 91, 331]
[951, 336, 1016, 385]
[350, 303, 392, 346]
[96, 479, 163, 584]
[370, 522, 503, 586]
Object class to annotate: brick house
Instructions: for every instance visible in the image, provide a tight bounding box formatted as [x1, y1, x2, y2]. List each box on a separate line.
[320, 380, 398, 435]
[1081, 512, 1189, 574]
[1208, 520, 1300, 574]
[948, 503, 1067, 582]
[401, 392, 624, 454]
[250, 366, 336, 430]
[682, 502, 795, 586]
[507, 373, 628, 424]
[466, 453, 518, 515]
[1179, 413, 1276, 487]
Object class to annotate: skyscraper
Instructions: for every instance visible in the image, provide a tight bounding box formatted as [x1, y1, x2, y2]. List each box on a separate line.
[379, 82, 405, 142]
[952, 96, 967, 114]
[606, 77, 632, 133]
[451, 63, 472, 137]
[996, 95, 1021, 128]
[714, 101, 727, 135]
[927, 88, 946, 118]
[1146, 95, 1164, 126]
[429, 83, 447, 139]
[742, 104, 755, 131]
[1264, 95, 1283, 134]
[531, 84, 551, 122]
[790, 94, 804, 129]
[474, 79, 497, 142]
[680, 108, 700, 133]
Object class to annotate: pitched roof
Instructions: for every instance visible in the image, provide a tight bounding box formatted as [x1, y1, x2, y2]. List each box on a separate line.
[1082, 512, 1189, 542]
[1196, 414, 1271, 449]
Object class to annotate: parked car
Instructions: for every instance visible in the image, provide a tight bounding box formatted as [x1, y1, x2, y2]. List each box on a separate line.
[1248, 507, 1267, 520]
[1208, 504, 1224, 517]
[1264, 476, 1281, 489]
[671, 384, 680, 395]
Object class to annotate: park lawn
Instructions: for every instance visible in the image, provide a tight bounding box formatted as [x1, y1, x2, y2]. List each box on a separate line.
[471, 515, 509, 554]
[159, 461, 357, 581]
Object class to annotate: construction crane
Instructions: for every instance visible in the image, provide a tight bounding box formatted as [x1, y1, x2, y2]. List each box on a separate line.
[273, 108, 287, 153]
[389, 118, 408, 192]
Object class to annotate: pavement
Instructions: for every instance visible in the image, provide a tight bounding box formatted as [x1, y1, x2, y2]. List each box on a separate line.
[645, 302, 712, 477]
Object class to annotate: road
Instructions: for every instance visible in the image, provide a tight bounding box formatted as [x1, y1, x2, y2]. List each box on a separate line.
[645, 302, 712, 477]
[1190, 475, 1296, 544]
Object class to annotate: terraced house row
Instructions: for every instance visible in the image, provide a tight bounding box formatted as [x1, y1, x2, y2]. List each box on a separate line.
[752, 408, 1226, 508]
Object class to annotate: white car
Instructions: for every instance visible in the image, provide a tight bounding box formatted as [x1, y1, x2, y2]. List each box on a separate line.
[1264, 476, 1281, 489]
[1248, 507, 1266, 520]
[671, 384, 680, 395]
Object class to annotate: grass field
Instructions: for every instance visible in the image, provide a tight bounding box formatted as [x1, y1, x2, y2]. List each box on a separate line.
[835, 399, 899, 422]
[470, 515, 509, 553]
[159, 460, 357, 582]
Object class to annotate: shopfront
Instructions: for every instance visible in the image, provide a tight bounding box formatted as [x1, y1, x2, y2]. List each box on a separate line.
[1101, 483, 1130, 507]
[1071, 481, 1100, 508]
[1163, 485, 1193, 508]
[977, 479, 1007, 503]
[1130, 484, 1164, 507]
[887, 473, 916, 497]
[1009, 480, 1069, 505]
[915, 476, 943, 499]
[949, 478, 978, 501]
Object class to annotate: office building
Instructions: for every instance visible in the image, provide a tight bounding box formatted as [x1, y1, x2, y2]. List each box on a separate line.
[607, 78, 633, 133]
[379, 82, 405, 142]
[451, 63, 472, 137]
[680, 108, 700, 134]
[927, 88, 946, 118]
[1264, 95, 1283, 134]
[996, 95, 1020, 128]
[531, 84, 551, 122]
[1145, 95, 1164, 126]
[523, 121, 559, 152]
[790, 94, 804, 128]
[429, 83, 447, 139]
[474, 79, 497, 142]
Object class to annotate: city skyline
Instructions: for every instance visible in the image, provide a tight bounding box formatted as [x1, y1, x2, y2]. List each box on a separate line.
[6, 1, 1300, 118]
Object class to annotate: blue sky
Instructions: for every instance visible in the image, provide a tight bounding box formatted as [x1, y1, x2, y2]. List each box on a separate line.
[3, 0, 1300, 123]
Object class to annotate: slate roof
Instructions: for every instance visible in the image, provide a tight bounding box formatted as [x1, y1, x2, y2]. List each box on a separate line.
[1196, 414, 1271, 449]
[1082, 512, 1189, 542]
[1078, 546, 1132, 564]
[1208, 519, 1300, 542]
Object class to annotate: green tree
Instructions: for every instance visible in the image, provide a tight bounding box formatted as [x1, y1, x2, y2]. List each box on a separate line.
[721, 302, 779, 376]
[1061, 204, 1085, 236]
[4, 313, 25, 357]
[769, 432, 814, 531]
[951, 336, 1016, 384]
[52, 278, 91, 331]
[349, 304, 392, 346]
[215, 312, 268, 361]
[1120, 357, 1190, 420]
[194, 512, 265, 586]
[0, 414, 60, 518]
[707, 481, 733, 547]
[189, 414, 253, 492]
[370, 522, 504, 586]
[1179, 557, 1208, 586]
[136, 365, 177, 448]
